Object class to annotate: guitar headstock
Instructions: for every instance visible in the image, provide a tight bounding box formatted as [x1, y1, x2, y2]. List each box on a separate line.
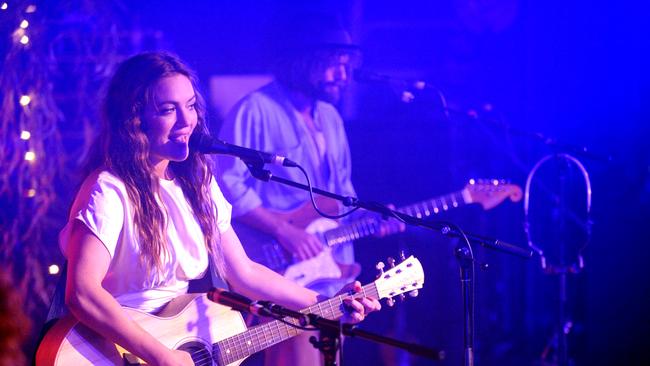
[465, 178, 523, 210]
[374, 255, 424, 305]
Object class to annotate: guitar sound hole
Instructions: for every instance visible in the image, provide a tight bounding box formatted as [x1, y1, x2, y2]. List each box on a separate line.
[177, 341, 214, 366]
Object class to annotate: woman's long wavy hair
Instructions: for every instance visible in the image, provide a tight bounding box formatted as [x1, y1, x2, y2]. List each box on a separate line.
[85, 52, 224, 278]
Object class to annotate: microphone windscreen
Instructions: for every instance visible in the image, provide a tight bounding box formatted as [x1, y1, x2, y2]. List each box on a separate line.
[189, 133, 212, 153]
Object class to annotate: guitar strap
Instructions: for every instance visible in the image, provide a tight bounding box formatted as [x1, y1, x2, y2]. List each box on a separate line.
[31, 262, 68, 365]
[188, 252, 230, 292]
[40, 255, 228, 322]
[45, 261, 69, 322]
[45, 256, 228, 317]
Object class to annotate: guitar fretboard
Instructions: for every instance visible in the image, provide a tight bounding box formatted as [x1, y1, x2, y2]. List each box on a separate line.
[212, 283, 379, 365]
[323, 190, 467, 247]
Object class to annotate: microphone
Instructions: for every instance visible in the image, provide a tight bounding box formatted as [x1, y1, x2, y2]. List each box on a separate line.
[190, 133, 298, 167]
[353, 69, 392, 84]
[354, 69, 450, 112]
[207, 288, 269, 317]
[353, 69, 429, 91]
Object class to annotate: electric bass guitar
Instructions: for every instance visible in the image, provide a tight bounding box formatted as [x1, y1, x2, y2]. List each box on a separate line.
[236, 179, 522, 287]
[36, 255, 425, 366]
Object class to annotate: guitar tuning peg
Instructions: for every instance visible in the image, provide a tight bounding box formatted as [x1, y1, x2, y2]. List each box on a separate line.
[399, 293, 406, 302]
[386, 297, 395, 307]
[409, 289, 419, 297]
[399, 250, 407, 262]
[387, 257, 396, 268]
[375, 261, 385, 278]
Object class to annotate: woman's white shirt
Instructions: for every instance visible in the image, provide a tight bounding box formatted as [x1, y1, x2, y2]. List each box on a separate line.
[59, 170, 231, 313]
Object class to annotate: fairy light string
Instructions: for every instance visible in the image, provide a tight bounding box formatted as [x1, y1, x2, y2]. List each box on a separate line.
[1, 3, 160, 349]
[1, 1, 67, 312]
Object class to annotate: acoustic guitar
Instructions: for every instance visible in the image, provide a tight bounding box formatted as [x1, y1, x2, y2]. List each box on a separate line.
[36, 255, 425, 366]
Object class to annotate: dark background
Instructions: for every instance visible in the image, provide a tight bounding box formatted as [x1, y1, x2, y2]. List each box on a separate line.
[2, 1, 648, 365]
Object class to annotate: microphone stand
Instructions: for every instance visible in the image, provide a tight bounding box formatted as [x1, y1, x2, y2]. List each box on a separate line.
[356, 71, 607, 365]
[253, 299, 444, 365]
[306, 314, 444, 366]
[440, 106, 614, 164]
[355, 71, 614, 165]
[242, 161, 532, 366]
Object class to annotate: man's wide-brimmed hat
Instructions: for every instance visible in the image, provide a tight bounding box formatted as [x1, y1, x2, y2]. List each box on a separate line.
[275, 12, 360, 54]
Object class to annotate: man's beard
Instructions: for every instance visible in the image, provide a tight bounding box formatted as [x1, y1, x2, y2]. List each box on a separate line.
[312, 81, 344, 104]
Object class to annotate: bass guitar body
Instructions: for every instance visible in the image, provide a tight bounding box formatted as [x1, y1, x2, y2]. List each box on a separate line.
[237, 180, 522, 287]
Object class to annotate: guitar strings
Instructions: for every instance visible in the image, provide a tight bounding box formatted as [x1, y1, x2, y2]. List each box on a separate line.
[209, 284, 378, 364]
